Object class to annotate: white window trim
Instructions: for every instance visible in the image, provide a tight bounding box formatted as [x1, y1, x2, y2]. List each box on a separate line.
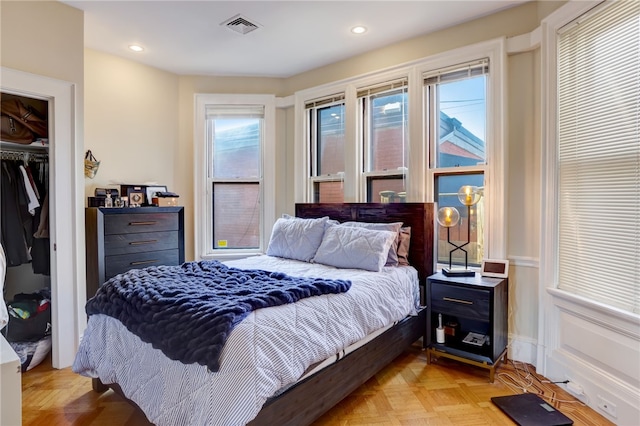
[538, 0, 603, 372]
[295, 38, 507, 260]
[194, 93, 276, 260]
[418, 39, 507, 259]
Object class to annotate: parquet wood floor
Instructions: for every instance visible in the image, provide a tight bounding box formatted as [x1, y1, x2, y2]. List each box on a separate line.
[20, 344, 613, 426]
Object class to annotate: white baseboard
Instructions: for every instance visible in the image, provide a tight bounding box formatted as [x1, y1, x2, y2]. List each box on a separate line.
[507, 333, 538, 365]
[546, 351, 640, 425]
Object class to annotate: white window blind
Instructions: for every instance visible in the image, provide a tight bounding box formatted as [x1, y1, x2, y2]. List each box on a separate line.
[423, 59, 488, 85]
[557, 0, 640, 313]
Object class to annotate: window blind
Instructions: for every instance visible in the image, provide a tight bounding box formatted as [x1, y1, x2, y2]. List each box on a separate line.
[423, 59, 489, 85]
[206, 105, 264, 118]
[304, 94, 345, 109]
[557, 0, 640, 313]
[357, 78, 408, 98]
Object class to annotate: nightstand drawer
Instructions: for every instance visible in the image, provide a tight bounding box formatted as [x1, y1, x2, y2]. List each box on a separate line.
[104, 231, 179, 256]
[430, 282, 490, 319]
[105, 249, 180, 280]
[104, 213, 179, 235]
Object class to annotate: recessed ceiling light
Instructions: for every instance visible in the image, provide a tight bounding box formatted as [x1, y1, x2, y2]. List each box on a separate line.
[128, 45, 144, 52]
[351, 26, 367, 35]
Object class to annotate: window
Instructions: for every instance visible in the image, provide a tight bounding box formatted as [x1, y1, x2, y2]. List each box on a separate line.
[195, 95, 275, 258]
[307, 95, 345, 202]
[425, 60, 489, 269]
[359, 79, 408, 203]
[556, 0, 640, 313]
[294, 40, 505, 267]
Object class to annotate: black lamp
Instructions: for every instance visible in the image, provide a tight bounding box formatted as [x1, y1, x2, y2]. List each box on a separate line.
[436, 185, 481, 277]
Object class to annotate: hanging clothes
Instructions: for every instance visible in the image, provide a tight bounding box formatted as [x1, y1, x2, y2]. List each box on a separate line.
[1, 161, 32, 266]
[32, 192, 50, 275]
[19, 164, 40, 215]
[0, 152, 49, 274]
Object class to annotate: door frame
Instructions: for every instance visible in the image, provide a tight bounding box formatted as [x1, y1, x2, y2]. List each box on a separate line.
[1, 67, 85, 368]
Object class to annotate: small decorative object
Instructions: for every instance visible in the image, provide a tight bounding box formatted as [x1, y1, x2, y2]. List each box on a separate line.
[127, 187, 145, 207]
[145, 185, 168, 205]
[153, 191, 180, 207]
[481, 259, 509, 278]
[84, 150, 100, 178]
[104, 192, 113, 208]
[436, 313, 445, 343]
[462, 332, 488, 346]
[436, 185, 482, 277]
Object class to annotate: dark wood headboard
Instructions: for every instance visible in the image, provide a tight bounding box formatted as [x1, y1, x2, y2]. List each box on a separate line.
[295, 203, 434, 284]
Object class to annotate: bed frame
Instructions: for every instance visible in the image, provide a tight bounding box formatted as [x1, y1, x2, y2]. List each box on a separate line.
[94, 202, 434, 425]
[248, 202, 434, 425]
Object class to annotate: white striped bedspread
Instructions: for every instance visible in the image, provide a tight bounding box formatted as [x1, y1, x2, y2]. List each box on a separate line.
[72, 255, 420, 426]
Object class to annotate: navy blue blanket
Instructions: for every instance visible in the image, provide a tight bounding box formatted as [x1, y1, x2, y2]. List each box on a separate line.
[86, 260, 351, 371]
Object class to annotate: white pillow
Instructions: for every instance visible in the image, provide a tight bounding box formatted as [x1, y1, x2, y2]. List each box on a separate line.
[266, 216, 329, 262]
[313, 225, 397, 272]
[342, 221, 403, 266]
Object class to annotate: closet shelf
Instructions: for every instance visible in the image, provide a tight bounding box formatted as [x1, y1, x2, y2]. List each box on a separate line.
[1, 139, 49, 152]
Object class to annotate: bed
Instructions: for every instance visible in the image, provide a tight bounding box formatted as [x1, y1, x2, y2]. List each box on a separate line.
[73, 202, 434, 425]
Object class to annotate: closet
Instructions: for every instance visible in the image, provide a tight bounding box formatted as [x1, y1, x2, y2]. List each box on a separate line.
[1, 92, 52, 371]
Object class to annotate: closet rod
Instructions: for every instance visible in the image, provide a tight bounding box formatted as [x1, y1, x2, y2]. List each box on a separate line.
[0, 150, 48, 162]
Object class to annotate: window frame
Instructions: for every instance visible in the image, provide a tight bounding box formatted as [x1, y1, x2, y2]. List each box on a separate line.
[294, 39, 506, 262]
[306, 95, 346, 202]
[358, 78, 409, 203]
[418, 41, 507, 260]
[194, 93, 276, 260]
[424, 59, 489, 270]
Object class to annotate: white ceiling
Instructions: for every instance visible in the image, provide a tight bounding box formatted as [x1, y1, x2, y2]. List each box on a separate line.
[62, 0, 527, 78]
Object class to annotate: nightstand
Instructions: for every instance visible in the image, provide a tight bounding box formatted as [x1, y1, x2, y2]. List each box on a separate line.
[426, 272, 508, 382]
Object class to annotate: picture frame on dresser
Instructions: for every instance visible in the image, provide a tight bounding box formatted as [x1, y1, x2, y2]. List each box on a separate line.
[145, 185, 167, 206]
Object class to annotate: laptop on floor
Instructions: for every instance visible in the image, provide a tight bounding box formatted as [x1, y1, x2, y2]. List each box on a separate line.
[491, 393, 574, 426]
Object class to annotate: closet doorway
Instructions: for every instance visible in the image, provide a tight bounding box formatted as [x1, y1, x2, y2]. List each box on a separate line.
[1, 67, 83, 368]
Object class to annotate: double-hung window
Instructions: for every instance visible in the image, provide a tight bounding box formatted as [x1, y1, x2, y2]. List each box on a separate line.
[425, 60, 489, 269]
[195, 94, 275, 258]
[359, 79, 409, 203]
[307, 94, 346, 202]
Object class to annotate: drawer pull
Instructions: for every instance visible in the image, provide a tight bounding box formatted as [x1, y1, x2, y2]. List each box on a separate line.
[129, 221, 157, 226]
[129, 240, 158, 246]
[442, 297, 473, 305]
[130, 259, 159, 266]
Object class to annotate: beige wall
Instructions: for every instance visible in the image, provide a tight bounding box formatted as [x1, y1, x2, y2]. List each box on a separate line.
[1, 1, 84, 84]
[83, 49, 179, 200]
[507, 49, 541, 346]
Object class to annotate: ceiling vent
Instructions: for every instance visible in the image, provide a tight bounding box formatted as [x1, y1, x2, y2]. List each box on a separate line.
[221, 14, 261, 35]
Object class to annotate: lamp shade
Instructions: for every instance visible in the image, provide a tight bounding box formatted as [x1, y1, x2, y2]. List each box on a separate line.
[458, 185, 482, 206]
[437, 206, 460, 228]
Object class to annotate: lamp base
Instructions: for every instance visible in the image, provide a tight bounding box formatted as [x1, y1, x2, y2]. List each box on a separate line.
[442, 268, 476, 277]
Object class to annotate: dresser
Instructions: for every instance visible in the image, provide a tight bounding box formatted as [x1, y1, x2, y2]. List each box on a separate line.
[426, 272, 508, 382]
[85, 207, 185, 297]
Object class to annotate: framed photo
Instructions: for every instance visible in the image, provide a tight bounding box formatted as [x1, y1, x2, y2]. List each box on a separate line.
[128, 188, 145, 207]
[145, 185, 167, 205]
[480, 259, 509, 278]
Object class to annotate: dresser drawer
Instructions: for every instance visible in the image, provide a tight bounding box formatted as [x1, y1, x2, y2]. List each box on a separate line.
[104, 213, 179, 235]
[105, 249, 180, 280]
[104, 231, 179, 256]
[430, 282, 490, 320]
